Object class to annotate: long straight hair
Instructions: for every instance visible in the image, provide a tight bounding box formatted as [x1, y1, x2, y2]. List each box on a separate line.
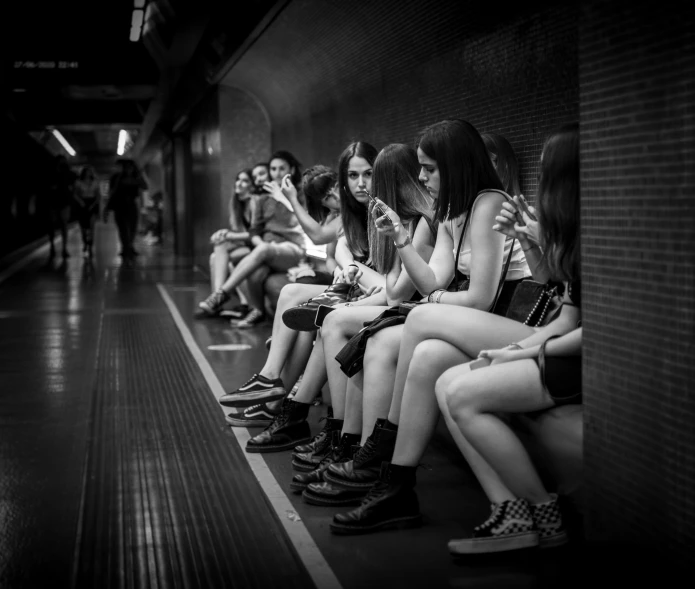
[368, 144, 434, 274]
[481, 132, 521, 196]
[537, 123, 580, 282]
[417, 119, 503, 223]
[229, 168, 253, 231]
[338, 141, 378, 260]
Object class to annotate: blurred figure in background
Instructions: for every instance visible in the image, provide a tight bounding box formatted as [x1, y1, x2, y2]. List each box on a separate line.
[73, 165, 100, 258]
[47, 155, 76, 261]
[105, 159, 147, 261]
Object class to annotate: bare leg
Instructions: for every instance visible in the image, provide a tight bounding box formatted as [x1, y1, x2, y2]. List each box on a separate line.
[360, 325, 403, 444]
[441, 359, 555, 503]
[386, 304, 536, 425]
[242, 266, 271, 312]
[279, 331, 314, 392]
[229, 246, 251, 305]
[389, 339, 470, 467]
[261, 283, 326, 379]
[291, 331, 328, 405]
[219, 243, 276, 294]
[211, 244, 232, 291]
[321, 306, 387, 421]
[435, 364, 515, 504]
[342, 372, 364, 435]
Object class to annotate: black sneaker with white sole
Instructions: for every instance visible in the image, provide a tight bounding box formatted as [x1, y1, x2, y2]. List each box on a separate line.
[218, 374, 286, 408]
[225, 402, 282, 427]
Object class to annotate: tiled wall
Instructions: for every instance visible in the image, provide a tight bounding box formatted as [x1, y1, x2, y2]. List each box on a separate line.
[221, 0, 580, 199]
[580, 0, 694, 563]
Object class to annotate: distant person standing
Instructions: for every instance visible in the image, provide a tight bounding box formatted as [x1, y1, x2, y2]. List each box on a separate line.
[73, 165, 100, 257]
[105, 159, 147, 260]
[48, 155, 76, 260]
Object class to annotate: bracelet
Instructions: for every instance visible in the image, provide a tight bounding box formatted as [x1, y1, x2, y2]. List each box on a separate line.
[428, 289, 446, 303]
[348, 263, 359, 268]
[506, 343, 523, 350]
[394, 235, 411, 249]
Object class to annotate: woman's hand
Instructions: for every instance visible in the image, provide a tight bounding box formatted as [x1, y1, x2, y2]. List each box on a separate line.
[263, 180, 284, 200]
[210, 229, 229, 245]
[493, 195, 541, 248]
[280, 174, 298, 201]
[333, 265, 345, 284]
[478, 346, 522, 366]
[343, 264, 362, 285]
[354, 285, 383, 300]
[371, 197, 402, 239]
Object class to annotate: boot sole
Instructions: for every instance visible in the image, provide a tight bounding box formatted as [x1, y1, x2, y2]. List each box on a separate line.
[302, 490, 364, 507]
[291, 460, 324, 473]
[323, 470, 376, 490]
[448, 532, 539, 554]
[330, 514, 423, 535]
[218, 389, 286, 408]
[225, 416, 273, 428]
[281, 307, 321, 332]
[246, 437, 313, 453]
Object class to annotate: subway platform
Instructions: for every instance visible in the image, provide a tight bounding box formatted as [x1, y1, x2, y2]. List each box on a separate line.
[0, 223, 662, 589]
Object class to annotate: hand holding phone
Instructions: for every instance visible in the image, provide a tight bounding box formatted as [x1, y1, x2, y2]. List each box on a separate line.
[468, 357, 491, 370]
[366, 190, 393, 227]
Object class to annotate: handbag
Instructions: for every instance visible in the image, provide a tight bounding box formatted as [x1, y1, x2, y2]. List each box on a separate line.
[505, 280, 563, 327]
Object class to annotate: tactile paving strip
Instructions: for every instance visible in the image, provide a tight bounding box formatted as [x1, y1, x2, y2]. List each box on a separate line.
[71, 312, 314, 589]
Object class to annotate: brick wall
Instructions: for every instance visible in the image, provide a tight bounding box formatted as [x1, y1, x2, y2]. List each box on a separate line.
[220, 0, 579, 199]
[580, 0, 695, 565]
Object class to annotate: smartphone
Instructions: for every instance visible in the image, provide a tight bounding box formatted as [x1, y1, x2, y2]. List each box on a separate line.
[468, 357, 491, 370]
[365, 190, 393, 226]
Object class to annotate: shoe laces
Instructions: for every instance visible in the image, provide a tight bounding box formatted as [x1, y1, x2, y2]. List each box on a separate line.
[265, 399, 292, 432]
[239, 373, 261, 389]
[238, 308, 263, 325]
[473, 503, 505, 534]
[352, 433, 377, 466]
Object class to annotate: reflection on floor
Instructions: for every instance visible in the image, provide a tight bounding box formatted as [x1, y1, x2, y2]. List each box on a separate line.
[0, 223, 668, 589]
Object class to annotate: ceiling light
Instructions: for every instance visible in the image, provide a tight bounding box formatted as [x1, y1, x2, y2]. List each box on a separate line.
[13, 88, 27, 92]
[117, 130, 130, 156]
[50, 129, 76, 157]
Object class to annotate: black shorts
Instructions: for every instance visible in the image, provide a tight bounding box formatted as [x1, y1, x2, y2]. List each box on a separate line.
[535, 355, 582, 406]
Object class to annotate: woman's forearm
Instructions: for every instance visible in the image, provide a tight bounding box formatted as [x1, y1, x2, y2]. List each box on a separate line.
[521, 241, 551, 283]
[325, 256, 338, 273]
[515, 305, 581, 349]
[508, 327, 582, 359]
[335, 237, 355, 269]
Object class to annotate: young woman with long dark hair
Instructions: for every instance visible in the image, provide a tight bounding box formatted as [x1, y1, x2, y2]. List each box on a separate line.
[434, 123, 581, 554]
[322, 120, 532, 533]
[244, 144, 436, 457]
[219, 142, 378, 428]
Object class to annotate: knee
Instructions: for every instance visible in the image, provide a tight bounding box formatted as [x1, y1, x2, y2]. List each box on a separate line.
[410, 339, 447, 369]
[435, 372, 475, 422]
[321, 307, 351, 335]
[364, 329, 399, 363]
[403, 304, 438, 338]
[278, 283, 307, 305]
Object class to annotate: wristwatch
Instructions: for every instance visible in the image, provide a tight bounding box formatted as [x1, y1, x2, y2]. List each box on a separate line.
[395, 235, 411, 249]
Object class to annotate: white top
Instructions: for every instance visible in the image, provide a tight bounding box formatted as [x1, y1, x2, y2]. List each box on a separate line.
[449, 190, 530, 282]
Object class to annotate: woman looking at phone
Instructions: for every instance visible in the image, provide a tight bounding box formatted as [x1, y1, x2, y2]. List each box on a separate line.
[244, 143, 436, 458]
[321, 121, 531, 532]
[219, 142, 378, 426]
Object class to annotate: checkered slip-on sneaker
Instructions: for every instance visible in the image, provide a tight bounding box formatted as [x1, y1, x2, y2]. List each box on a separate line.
[448, 498, 539, 555]
[226, 402, 281, 428]
[530, 493, 569, 548]
[218, 374, 286, 408]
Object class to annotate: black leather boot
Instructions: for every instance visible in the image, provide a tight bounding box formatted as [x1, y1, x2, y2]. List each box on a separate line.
[302, 472, 368, 507]
[329, 462, 421, 535]
[293, 406, 334, 454]
[245, 398, 311, 453]
[289, 432, 359, 493]
[292, 417, 344, 472]
[324, 418, 397, 490]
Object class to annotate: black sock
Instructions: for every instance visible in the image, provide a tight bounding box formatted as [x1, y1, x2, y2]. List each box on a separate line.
[383, 419, 399, 432]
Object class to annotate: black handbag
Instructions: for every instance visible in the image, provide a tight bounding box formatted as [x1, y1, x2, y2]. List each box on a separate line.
[505, 280, 563, 327]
